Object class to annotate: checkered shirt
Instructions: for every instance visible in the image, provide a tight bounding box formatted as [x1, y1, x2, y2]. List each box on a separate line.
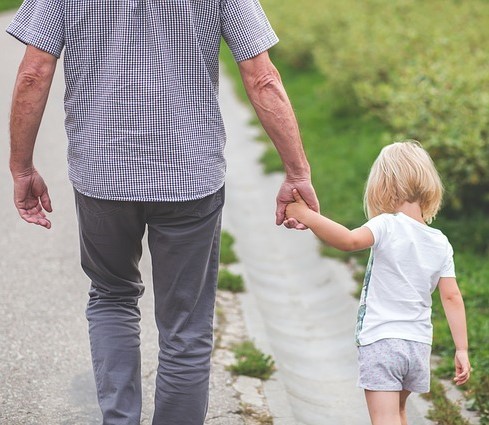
[7, 0, 278, 201]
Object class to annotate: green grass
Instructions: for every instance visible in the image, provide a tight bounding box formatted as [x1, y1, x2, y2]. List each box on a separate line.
[220, 230, 239, 265]
[0, 0, 21, 12]
[229, 341, 275, 380]
[220, 41, 489, 422]
[423, 377, 471, 425]
[217, 268, 245, 293]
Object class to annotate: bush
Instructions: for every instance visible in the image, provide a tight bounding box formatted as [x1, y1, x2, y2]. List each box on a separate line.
[0, 0, 23, 12]
[263, 0, 489, 212]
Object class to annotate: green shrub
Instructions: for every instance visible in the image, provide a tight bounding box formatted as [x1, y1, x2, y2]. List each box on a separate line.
[263, 0, 489, 212]
[218, 269, 245, 293]
[0, 0, 22, 12]
[229, 341, 275, 380]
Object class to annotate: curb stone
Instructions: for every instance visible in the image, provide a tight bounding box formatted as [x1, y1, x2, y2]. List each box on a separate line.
[206, 290, 274, 425]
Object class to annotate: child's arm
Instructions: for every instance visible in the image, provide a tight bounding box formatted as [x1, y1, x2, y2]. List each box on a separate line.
[438, 277, 471, 386]
[285, 189, 374, 252]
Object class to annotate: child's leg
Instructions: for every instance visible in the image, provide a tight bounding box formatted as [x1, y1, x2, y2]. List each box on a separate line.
[399, 390, 411, 425]
[364, 390, 402, 425]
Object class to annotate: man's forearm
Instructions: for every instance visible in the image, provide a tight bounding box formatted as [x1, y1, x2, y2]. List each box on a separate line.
[239, 53, 310, 180]
[10, 46, 57, 175]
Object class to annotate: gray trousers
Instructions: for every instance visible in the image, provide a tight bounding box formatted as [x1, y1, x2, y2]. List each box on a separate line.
[74, 187, 224, 425]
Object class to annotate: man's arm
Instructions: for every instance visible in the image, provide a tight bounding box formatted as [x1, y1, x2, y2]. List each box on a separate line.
[237, 51, 319, 227]
[10, 45, 57, 229]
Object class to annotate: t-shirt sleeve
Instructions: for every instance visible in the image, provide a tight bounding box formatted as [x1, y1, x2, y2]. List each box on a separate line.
[440, 242, 456, 278]
[6, 0, 65, 58]
[363, 214, 389, 249]
[220, 0, 279, 62]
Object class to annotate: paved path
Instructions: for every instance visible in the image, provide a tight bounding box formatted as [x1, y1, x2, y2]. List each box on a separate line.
[1, 9, 432, 425]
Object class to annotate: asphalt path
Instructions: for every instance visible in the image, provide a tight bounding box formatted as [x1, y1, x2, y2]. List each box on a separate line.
[1, 11, 157, 424]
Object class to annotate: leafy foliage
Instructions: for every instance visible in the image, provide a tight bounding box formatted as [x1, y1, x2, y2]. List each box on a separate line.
[0, 0, 22, 12]
[263, 0, 489, 212]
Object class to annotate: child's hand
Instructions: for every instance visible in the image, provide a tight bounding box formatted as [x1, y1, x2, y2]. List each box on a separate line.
[453, 350, 471, 385]
[285, 189, 310, 226]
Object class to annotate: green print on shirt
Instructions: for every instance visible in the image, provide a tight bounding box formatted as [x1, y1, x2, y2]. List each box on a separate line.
[355, 252, 373, 346]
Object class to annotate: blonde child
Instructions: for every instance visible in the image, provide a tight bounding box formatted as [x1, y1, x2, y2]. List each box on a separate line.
[285, 140, 470, 425]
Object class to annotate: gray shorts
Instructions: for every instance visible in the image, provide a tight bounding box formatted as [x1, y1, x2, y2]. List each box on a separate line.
[357, 338, 431, 393]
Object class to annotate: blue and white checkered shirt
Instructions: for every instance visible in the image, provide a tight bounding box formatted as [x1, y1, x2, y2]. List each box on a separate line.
[7, 0, 278, 202]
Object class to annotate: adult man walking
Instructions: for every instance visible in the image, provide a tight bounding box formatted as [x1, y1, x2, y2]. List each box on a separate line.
[7, 1, 318, 424]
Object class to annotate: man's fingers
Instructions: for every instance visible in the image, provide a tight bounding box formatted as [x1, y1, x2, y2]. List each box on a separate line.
[18, 203, 52, 229]
[276, 205, 286, 225]
[20, 212, 52, 228]
[40, 190, 53, 212]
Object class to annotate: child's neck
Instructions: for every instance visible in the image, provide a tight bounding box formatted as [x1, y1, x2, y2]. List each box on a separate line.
[396, 201, 425, 224]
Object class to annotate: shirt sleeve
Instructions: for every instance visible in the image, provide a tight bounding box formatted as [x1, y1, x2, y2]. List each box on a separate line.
[440, 242, 456, 278]
[6, 0, 65, 58]
[220, 0, 279, 62]
[363, 214, 389, 249]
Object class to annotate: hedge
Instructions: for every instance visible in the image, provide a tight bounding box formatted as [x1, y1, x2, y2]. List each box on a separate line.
[263, 0, 489, 212]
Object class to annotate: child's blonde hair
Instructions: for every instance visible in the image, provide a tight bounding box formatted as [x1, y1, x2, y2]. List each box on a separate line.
[364, 140, 443, 224]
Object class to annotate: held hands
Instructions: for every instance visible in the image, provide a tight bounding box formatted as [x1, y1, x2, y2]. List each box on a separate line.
[283, 187, 314, 229]
[12, 169, 52, 229]
[454, 350, 471, 386]
[276, 178, 318, 230]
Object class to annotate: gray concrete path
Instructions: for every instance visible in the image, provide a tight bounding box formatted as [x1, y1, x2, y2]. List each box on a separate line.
[0, 11, 162, 424]
[1, 9, 433, 425]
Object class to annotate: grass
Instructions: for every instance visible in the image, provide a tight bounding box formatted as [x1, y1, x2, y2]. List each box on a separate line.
[423, 377, 471, 425]
[229, 341, 275, 380]
[220, 41, 489, 422]
[217, 268, 245, 293]
[218, 230, 244, 292]
[0, 0, 21, 12]
[220, 230, 239, 265]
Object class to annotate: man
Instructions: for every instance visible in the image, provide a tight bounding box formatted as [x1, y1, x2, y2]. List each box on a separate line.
[7, 0, 318, 424]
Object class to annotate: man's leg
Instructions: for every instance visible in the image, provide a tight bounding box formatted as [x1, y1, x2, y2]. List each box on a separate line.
[74, 190, 146, 425]
[147, 189, 224, 425]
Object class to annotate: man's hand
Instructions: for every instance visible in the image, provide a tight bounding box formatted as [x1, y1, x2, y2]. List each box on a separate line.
[13, 169, 52, 229]
[238, 52, 318, 230]
[276, 178, 319, 229]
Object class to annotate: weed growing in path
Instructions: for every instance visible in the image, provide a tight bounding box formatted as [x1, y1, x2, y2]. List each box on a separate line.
[229, 341, 275, 380]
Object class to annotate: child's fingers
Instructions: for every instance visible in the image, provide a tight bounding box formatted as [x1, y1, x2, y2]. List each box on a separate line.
[292, 188, 305, 203]
[453, 365, 471, 385]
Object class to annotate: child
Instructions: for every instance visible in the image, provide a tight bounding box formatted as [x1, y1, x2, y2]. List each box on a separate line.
[285, 140, 470, 425]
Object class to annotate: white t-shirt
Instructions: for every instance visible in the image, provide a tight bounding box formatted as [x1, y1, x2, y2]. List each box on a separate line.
[355, 212, 455, 346]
